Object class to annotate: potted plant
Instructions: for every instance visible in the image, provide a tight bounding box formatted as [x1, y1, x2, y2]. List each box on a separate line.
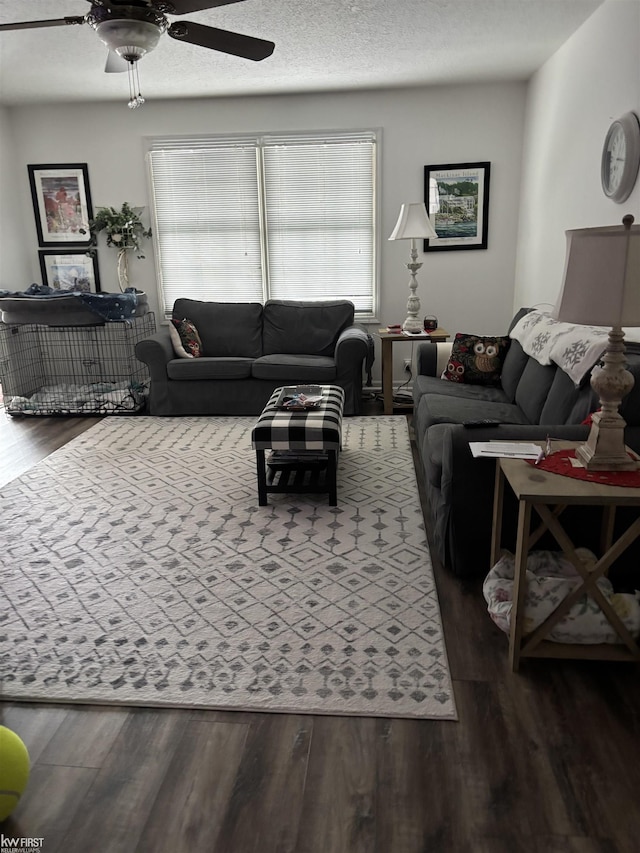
[83, 203, 152, 291]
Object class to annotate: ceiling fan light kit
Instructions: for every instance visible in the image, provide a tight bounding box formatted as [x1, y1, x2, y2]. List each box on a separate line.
[88, 7, 168, 107]
[88, 9, 168, 60]
[0, 0, 275, 108]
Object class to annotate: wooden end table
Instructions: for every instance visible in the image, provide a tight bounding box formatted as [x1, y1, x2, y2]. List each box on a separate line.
[377, 328, 449, 415]
[491, 441, 640, 671]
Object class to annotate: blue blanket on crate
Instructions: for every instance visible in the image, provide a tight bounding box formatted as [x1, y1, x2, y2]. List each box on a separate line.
[0, 284, 140, 321]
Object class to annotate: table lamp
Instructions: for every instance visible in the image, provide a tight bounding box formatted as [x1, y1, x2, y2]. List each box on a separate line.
[553, 214, 640, 470]
[388, 202, 438, 334]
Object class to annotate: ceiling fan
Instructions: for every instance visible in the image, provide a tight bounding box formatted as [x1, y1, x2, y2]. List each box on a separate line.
[0, 0, 275, 108]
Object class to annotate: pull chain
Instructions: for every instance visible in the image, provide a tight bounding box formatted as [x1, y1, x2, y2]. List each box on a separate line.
[127, 60, 145, 109]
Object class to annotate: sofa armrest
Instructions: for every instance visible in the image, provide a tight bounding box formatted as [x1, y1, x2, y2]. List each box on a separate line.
[135, 327, 174, 380]
[417, 341, 453, 377]
[333, 324, 372, 414]
[334, 324, 371, 372]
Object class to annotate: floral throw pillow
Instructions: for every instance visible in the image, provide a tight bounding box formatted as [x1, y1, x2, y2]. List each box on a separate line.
[441, 333, 510, 386]
[170, 318, 202, 359]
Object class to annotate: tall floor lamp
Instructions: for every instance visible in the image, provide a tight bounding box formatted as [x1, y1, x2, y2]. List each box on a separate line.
[388, 202, 438, 333]
[553, 214, 640, 470]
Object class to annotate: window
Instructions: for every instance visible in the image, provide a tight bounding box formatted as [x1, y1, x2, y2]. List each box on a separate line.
[147, 131, 377, 317]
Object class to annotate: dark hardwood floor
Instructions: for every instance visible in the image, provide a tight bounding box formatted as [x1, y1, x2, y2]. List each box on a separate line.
[1, 400, 639, 853]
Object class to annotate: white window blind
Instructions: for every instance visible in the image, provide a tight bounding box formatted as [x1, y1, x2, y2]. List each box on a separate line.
[148, 139, 263, 310]
[147, 131, 377, 317]
[263, 137, 375, 309]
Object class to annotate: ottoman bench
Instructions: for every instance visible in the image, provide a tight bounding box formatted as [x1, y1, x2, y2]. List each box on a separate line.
[251, 385, 345, 506]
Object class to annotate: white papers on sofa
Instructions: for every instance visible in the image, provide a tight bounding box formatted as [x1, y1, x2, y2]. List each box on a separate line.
[469, 441, 543, 460]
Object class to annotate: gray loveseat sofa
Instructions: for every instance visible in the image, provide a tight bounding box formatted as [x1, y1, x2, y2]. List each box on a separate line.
[413, 308, 640, 580]
[135, 298, 371, 416]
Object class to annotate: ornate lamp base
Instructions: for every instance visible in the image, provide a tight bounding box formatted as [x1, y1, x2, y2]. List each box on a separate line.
[576, 412, 637, 470]
[576, 327, 638, 471]
[402, 247, 424, 333]
[402, 315, 423, 334]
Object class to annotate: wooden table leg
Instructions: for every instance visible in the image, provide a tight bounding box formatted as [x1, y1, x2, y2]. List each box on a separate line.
[381, 337, 393, 415]
[600, 505, 616, 561]
[255, 449, 268, 506]
[508, 499, 532, 672]
[490, 462, 504, 567]
[327, 450, 338, 506]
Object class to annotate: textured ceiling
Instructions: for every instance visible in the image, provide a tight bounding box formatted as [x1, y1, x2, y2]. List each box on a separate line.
[0, 0, 604, 106]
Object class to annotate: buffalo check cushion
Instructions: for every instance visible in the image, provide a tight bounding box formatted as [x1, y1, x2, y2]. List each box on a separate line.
[251, 385, 344, 451]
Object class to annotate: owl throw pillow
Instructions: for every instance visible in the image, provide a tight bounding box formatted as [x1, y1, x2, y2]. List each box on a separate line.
[441, 333, 510, 386]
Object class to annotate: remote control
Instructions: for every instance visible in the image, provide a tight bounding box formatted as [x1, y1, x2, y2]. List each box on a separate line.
[463, 419, 501, 428]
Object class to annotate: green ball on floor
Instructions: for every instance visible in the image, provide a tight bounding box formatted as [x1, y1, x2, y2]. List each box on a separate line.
[0, 726, 30, 822]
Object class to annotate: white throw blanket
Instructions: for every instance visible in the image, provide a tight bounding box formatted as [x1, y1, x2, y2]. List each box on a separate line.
[510, 310, 609, 385]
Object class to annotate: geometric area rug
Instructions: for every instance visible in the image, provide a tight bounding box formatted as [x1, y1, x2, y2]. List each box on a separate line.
[0, 416, 456, 720]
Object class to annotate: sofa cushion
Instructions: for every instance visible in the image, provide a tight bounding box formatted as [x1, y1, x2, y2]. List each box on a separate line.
[167, 357, 254, 381]
[413, 376, 511, 445]
[441, 333, 510, 386]
[172, 299, 263, 358]
[499, 339, 530, 402]
[414, 373, 510, 404]
[416, 393, 528, 428]
[539, 368, 597, 425]
[262, 300, 354, 356]
[251, 354, 336, 383]
[514, 359, 558, 424]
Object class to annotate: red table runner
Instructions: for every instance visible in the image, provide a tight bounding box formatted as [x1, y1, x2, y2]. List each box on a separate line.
[528, 448, 640, 488]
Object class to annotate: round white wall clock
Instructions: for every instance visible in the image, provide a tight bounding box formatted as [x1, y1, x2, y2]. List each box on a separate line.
[601, 111, 640, 203]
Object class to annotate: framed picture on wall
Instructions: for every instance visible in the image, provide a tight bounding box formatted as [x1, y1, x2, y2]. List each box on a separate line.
[423, 162, 490, 251]
[39, 250, 101, 293]
[28, 163, 94, 247]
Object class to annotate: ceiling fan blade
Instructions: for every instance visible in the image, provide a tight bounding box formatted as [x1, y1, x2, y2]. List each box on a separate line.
[168, 21, 274, 60]
[156, 0, 247, 13]
[0, 16, 85, 32]
[105, 51, 129, 73]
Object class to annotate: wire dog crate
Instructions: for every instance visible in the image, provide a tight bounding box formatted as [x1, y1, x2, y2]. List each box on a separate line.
[0, 313, 156, 416]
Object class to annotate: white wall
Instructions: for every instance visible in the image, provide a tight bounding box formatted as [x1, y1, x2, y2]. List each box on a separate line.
[515, 0, 640, 311]
[0, 105, 29, 288]
[5, 82, 526, 382]
[3, 3, 638, 386]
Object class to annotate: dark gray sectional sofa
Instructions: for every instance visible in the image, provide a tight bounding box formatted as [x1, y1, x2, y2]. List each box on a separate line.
[413, 308, 640, 580]
[135, 298, 371, 416]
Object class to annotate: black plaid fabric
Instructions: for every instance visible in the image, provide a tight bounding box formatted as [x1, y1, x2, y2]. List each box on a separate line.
[251, 385, 344, 451]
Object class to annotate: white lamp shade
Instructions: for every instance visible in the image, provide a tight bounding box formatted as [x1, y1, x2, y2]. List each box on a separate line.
[389, 202, 437, 241]
[554, 219, 640, 327]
